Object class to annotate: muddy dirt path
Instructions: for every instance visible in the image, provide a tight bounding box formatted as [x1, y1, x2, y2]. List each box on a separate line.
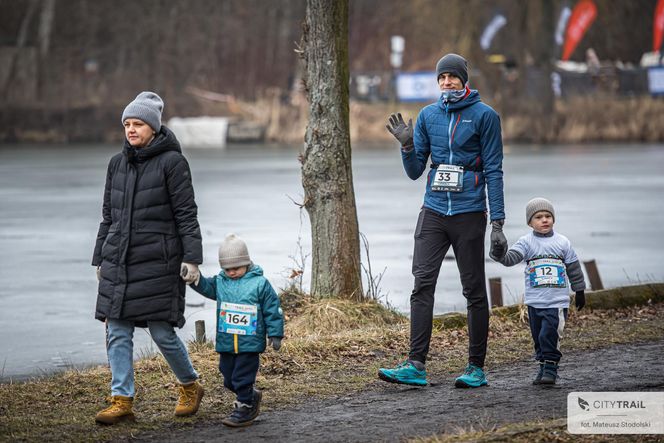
[138, 340, 664, 442]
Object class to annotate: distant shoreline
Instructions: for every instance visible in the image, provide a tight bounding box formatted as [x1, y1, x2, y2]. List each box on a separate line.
[2, 96, 663, 145]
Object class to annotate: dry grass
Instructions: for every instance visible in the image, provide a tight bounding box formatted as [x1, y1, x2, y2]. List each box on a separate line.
[236, 95, 664, 145]
[1, 295, 663, 442]
[287, 297, 405, 335]
[503, 96, 664, 144]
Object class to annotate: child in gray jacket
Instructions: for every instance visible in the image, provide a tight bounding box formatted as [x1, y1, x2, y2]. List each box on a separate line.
[497, 198, 586, 385]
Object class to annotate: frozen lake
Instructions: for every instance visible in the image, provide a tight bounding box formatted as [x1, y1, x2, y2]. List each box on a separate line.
[0, 142, 663, 379]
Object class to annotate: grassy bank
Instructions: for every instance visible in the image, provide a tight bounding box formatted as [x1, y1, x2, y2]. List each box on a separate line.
[1, 288, 664, 442]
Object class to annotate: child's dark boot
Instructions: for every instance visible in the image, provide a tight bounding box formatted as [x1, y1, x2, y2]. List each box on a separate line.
[540, 360, 559, 385]
[532, 361, 544, 385]
[221, 389, 262, 427]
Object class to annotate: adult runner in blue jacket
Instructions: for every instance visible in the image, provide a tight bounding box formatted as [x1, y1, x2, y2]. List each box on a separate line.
[379, 53, 508, 388]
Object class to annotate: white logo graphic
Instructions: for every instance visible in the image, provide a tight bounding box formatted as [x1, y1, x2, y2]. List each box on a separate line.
[568, 392, 664, 434]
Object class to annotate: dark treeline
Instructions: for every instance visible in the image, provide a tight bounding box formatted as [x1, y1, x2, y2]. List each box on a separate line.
[0, 0, 657, 142]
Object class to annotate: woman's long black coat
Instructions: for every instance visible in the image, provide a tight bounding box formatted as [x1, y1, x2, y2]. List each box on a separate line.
[92, 127, 202, 327]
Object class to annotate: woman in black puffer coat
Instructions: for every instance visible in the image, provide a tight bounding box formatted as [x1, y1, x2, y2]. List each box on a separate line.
[92, 92, 205, 424]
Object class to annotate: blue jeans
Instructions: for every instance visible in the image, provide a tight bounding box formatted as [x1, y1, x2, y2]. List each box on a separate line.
[106, 319, 198, 397]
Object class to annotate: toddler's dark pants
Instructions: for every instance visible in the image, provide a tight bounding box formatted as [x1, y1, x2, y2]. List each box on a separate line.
[219, 352, 260, 405]
[408, 208, 489, 367]
[527, 306, 568, 362]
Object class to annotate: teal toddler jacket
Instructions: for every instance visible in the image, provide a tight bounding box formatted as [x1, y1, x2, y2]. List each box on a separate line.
[191, 264, 284, 353]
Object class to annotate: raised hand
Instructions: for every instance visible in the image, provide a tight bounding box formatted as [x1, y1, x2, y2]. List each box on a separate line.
[385, 113, 414, 149]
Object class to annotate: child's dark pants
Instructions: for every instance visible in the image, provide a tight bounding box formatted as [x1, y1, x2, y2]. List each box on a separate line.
[527, 306, 568, 362]
[219, 352, 260, 404]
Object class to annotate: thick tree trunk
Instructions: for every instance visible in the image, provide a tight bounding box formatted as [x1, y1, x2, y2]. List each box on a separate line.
[301, 0, 363, 300]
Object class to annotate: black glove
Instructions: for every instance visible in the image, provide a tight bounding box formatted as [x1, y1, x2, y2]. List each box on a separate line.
[268, 337, 282, 351]
[489, 219, 507, 261]
[575, 290, 585, 310]
[385, 113, 414, 150]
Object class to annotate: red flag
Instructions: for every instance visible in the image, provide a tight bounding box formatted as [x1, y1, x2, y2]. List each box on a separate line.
[655, 0, 664, 52]
[561, 0, 598, 61]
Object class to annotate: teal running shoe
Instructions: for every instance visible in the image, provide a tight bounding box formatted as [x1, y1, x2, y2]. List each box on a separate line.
[378, 360, 427, 386]
[454, 363, 488, 388]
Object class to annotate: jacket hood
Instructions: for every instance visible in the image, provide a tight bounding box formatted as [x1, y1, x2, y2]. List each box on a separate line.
[123, 125, 181, 163]
[219, 264, 264, 281]
[437, 89, 481, 112]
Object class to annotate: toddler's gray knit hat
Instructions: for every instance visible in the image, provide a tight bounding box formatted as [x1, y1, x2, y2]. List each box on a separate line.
[435, 53, 469, 86]
[526, 197, 555, 224]
[219, 233, 251, 269]
[121, 91, 163, 133]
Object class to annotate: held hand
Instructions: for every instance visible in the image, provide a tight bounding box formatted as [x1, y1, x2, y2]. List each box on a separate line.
[385, 113, 414, 149]
[575, 290, 586, 311]
[489, 219, 507, 261]
[268, 337, 282, 351]
[180, 262, 200, 286]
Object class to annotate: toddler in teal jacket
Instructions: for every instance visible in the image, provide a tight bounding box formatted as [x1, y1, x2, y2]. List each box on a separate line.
[189, 233, 284, 427]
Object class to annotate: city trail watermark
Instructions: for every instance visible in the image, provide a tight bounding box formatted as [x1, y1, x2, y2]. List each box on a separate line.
[568, 392, 663, 434]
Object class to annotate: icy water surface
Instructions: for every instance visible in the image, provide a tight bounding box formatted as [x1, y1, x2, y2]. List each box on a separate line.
[0, 142, 662, 378]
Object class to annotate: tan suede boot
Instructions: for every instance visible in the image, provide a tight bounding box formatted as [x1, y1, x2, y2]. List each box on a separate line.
[95, 395, 135, 425]
[174, 380, 204, 417]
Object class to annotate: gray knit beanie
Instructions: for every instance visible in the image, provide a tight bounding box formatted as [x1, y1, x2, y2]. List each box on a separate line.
[121, 91, 163, 133]
[526, 198, 555, 224]
[218, 233, 251, 269]
[435, 53, 469, 85]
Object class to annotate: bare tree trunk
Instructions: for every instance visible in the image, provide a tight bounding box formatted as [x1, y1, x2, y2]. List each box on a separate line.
[514, 0, 556, 142]
[38, 0, 56, 57]
[301, 0, 363, 300]
[2, 0, 38, 101]
[36, 0, 56, 101]
[536, 0, 556, 141]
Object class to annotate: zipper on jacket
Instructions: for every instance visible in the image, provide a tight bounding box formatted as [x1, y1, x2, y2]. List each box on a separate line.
[233, 333, 238, 353]
[447, 113, 461, 215]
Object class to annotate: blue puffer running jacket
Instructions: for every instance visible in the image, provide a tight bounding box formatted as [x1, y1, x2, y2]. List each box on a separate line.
[191, 264, 284, 354]
[403, 89, 505, 220]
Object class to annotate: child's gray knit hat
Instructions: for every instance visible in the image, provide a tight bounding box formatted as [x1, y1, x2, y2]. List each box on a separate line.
[526, 197, 555, 224]
[219, 233, 251, 269]
[121, 91, 163, 133]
